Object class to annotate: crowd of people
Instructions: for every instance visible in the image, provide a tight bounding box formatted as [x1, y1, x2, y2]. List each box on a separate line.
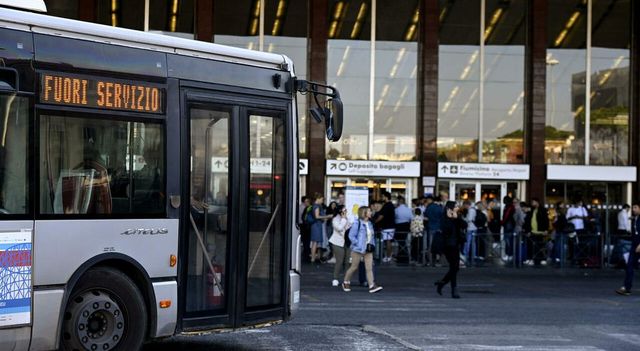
[298, 191, 640, 297]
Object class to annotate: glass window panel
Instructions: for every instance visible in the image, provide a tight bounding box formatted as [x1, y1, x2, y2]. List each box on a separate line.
[247, 114, 285, 308]
[545, 0, 588, 164]
[0, 95, 29, 215]
[482, 0, 525, 164]
[39, 116, 165, 215]
[589, 0, 630, 166]
[327, 39, 371, 160]
[373, 0, 418, 161]
[186, 107, 230, 312]
[437, 0, 480, 162]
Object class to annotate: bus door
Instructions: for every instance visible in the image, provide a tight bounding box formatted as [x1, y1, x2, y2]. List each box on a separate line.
[179, 91, 289, 329]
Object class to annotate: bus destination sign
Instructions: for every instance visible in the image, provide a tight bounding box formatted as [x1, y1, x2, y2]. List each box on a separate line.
[40, 73, 164, 114]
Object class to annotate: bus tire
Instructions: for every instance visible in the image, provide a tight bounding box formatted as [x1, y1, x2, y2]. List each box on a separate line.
[61, 267, 147, 351]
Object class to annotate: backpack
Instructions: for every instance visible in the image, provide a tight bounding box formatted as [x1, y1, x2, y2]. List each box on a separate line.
[474, 210, 487, 228]
[304, 206, 315, 225]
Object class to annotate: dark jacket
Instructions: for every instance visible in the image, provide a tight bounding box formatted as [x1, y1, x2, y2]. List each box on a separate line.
[632, 216, 640, 248]
[442, 214, 466, 248]
[524, 207, 549, 233]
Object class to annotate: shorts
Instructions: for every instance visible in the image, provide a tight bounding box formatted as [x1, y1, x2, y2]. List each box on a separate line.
[381, 229, 395, 241]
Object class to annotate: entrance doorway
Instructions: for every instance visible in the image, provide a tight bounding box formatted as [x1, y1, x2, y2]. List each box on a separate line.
[326, 177, 416, 204]
[446, 180, 523, 212]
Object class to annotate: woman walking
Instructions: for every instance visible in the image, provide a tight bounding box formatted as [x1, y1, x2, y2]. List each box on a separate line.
[329, 205, 351, 286]
[310, 193, 332, 263]
[435, 201, 466, 298]
[342, 206, 383, 293]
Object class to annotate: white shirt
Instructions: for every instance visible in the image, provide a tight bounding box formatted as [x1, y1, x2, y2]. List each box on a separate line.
[464, 207, 477, 231]
[566, 206, 588, 230]
[618, 209, 630, 232]
[329, 216, 350, 247]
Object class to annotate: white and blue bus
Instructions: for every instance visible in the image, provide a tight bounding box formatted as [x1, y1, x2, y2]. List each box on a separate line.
[0, 2, 342, 350]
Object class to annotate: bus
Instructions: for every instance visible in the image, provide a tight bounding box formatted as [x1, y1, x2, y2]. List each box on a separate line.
[0, 2, 342, 350]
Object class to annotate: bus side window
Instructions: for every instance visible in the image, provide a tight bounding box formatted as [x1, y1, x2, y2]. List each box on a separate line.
[40, 116, 164, 216]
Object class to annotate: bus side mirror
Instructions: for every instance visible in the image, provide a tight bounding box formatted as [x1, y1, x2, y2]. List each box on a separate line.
[295, 79, 344, 142]
[325, 97, 343, 142]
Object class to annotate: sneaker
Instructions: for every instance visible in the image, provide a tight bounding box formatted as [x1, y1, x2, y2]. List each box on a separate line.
[327, 257, 336, 264]
[615, 287, 631, 296]
[332, 279, 339, 287]
[369, 284, 383, 293]
[540, 260, 547, 266]
[524, 260, 534, 266]
[341, 282, 351, 292]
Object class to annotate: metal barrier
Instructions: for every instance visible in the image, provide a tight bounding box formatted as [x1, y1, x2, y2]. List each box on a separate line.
[364, 228, 626, 270]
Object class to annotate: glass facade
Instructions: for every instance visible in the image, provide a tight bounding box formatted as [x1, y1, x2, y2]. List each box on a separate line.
[326, 0, 418, 161]
[437, 0, 525, 164]
[327, 0, 372, 160]
[437, 0, 480, 162]
[545, 0, 630, 166]
[482, 0, 525, 163]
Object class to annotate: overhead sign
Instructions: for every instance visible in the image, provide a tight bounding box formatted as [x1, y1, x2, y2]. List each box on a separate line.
[40, 72, 164, 114]
[0, 231, 32, 327]
[326, 160, 420, 177]
[438, 162, 530, 180]
[299, 159, 308, 176]
[344, 186, 369, 223]
[547, 165, 637, 182]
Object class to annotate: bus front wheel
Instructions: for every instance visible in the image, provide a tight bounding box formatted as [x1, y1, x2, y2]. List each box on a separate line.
[61, 267, 147, 351]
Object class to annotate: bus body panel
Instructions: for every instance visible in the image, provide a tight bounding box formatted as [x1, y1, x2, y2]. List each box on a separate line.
[151, 280, 178, 337]
[33, 219, 179, 286]
[29, 289, 64, 351]
[0, 327, 30, 351]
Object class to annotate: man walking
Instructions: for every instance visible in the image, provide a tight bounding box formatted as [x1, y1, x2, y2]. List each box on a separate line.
[616, 203, 640, 296]
[375, 191, 396, 263]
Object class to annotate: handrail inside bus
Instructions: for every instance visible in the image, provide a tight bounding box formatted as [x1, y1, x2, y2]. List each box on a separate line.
[189, 212, 224, 297]
[247, 203, 281, 277]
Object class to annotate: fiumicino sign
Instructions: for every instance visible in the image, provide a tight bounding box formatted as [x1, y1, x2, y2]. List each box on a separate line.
[438, 162, 529, 180]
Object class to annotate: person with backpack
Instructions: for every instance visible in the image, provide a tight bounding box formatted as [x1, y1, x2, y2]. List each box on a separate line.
[523, 198, 549, 266]
[329, 205, 351, 287]
[435, 201, 466, 299]
[501, 196, 516, 262]
[474, 201, 488, 260]
[309, 193, 332, 263]
[410, 208, 425, 263]
[299, 196, 312, 262]
[342, 206, 383, 293]
[461, 200, 477, 264]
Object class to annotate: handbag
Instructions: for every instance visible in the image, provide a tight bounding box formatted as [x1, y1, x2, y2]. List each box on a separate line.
[366, 243, 375, 253]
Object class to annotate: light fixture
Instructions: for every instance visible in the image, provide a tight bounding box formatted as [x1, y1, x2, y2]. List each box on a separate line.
[271, 0, 287, 36]
[169, 0, 179, 32]
[483, 7, 504, 43]
[248, 0, 261, 36]
[328, 1, 347, 39]
[553, 11, 581, 47]
[350, 2, 368, 39]
[110, 0, 119, 27]
[403, 5, 420, 41]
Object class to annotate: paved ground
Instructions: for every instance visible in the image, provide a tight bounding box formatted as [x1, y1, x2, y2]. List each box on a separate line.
[146, 263, 640, 350]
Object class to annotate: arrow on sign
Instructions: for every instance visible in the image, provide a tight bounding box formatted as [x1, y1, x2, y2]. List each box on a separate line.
[330, 163, 337, 170]
[441, 165, 449, 172]
[215, 160, 222, 167]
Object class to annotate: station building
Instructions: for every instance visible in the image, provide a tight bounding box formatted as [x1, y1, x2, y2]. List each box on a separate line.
[43, 0, 639, 227]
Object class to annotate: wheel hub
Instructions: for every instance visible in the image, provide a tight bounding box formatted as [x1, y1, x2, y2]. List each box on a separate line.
[70, 291, 125, 351]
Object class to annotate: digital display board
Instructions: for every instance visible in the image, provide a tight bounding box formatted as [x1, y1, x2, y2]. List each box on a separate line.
[40, 72, 164, 114]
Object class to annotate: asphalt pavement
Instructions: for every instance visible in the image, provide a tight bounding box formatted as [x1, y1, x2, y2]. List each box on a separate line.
[146, 262, 640, 350]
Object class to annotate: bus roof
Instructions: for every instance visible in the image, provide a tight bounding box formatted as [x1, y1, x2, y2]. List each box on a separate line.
[0, 6, 290, 71]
